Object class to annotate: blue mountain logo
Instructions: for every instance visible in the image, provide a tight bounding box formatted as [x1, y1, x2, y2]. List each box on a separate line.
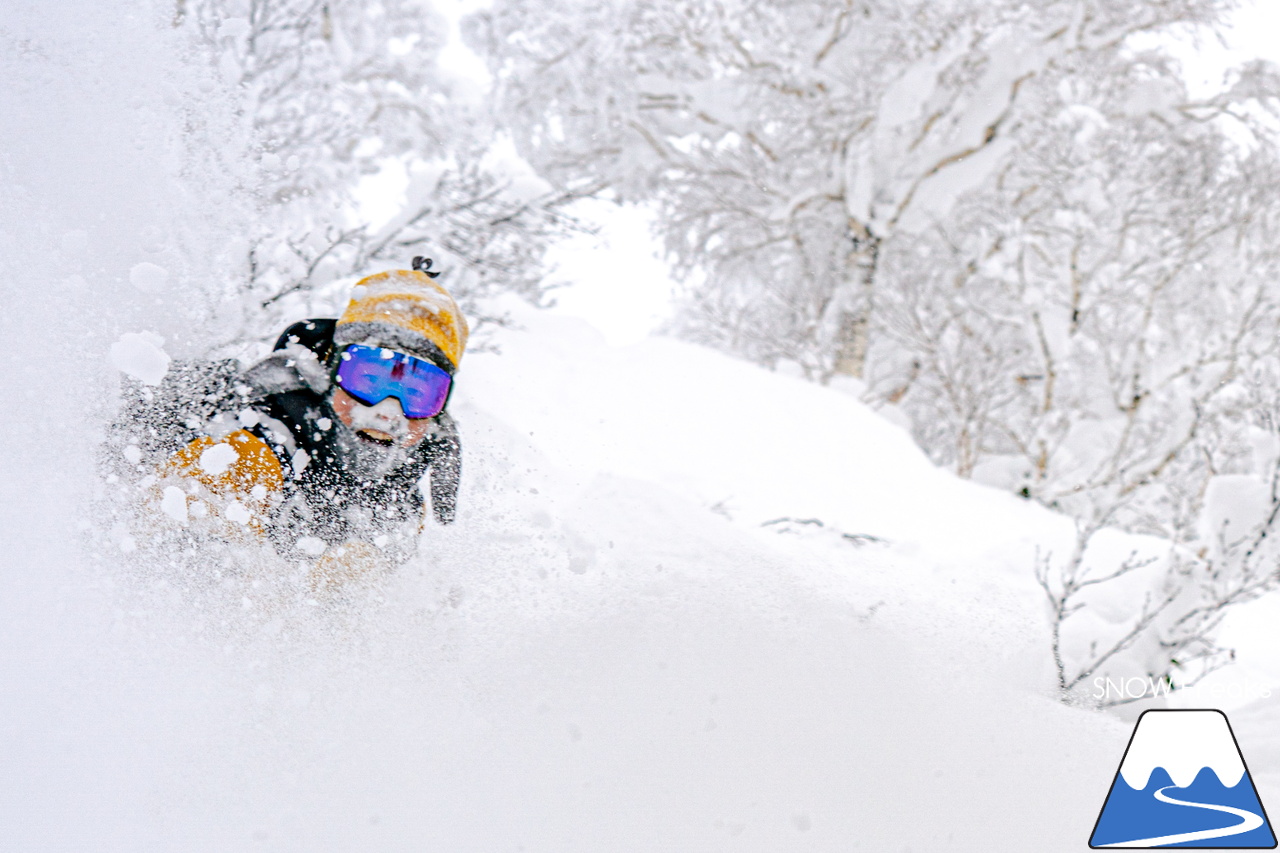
[1090, 709, 1276, 848]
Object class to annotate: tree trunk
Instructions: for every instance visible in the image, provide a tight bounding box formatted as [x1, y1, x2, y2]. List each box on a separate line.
[829, 232, 880, 380]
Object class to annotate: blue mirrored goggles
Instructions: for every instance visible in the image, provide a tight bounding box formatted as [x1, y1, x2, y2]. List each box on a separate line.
[334, 344, 453, 419]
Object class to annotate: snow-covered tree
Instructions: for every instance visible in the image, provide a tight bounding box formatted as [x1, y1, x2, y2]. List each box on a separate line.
[875, 56, 1280, 484]
[881, 54, 1280, 701]
[469, 0, 1237, 376]
[176, 0, 582, 346]
[471, 0, 1280, 702]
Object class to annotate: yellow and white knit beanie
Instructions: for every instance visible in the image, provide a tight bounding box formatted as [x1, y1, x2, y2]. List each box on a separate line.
[333, 269, 469, 372]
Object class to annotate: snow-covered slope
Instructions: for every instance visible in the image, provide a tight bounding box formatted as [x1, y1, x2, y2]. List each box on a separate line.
[4, 293, 1140, 852]
[463, 298, 1079, 568]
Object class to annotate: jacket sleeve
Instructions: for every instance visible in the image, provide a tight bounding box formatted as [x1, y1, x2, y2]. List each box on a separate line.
[427, 411, 461, 525]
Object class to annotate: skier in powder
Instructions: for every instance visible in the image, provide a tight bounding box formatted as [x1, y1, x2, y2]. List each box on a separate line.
[128, 258, 466, 592]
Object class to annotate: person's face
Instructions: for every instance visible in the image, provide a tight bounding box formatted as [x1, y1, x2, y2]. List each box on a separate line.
[331, 386, 435, 448]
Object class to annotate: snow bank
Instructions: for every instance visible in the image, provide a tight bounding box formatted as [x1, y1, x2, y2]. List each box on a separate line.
[461, 296, 1077, 574]
[4, 277, 1139, 853]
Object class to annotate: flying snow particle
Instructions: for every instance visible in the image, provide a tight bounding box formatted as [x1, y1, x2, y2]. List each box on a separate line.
[122, 445, 142, 465]
[109, 332, 171, 386]
[129, 261, 170, 293]
[224, 500, 251, 525]
[198, 442, 238, 475]
[160, 486, 188, 523]
[295, 536, 326, 556]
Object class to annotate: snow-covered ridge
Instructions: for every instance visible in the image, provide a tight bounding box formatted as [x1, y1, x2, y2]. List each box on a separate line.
[1119, 710, 1247, 790]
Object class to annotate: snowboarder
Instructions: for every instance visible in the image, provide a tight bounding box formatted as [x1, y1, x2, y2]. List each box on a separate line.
[133, 259, 467, 591]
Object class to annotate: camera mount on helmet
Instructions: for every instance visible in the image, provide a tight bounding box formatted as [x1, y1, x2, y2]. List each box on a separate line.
[411, 256, 441, 278]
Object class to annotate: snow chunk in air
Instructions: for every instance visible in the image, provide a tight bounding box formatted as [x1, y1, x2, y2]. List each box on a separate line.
[109, 331, 170, 386]
[198, 442, 238, 476]
[224, 500, 251, 525]
[160, 486, 188, 523]
[129, 261, 169, 293]
[295, 536, 326, 556]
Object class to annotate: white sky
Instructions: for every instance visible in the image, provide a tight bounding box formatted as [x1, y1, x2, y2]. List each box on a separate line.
[541, 201, 675, 347]
[1174, 0, 1280, 94]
